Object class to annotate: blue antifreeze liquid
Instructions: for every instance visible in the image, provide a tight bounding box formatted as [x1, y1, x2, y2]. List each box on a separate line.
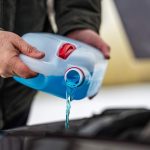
[14, 72, 91, 100]
[65, 87, 75, 128]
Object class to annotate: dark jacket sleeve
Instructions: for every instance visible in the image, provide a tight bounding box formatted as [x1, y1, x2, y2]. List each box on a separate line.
[54, 0, 101, 35]
[0, 28, 4, 31]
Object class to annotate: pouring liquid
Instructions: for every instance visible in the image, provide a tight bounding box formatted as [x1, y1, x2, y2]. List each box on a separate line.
[64, 67, 90, 128]
[65, 69, 81, 128]
[65, 87, 75, 128]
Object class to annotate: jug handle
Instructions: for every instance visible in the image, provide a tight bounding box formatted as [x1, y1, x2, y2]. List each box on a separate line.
[19, 54, 57, 76]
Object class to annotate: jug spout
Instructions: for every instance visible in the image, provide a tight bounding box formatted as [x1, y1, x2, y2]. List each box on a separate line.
[64, 66, 90, 88]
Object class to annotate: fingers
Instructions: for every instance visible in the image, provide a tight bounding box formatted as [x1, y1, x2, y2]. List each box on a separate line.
[0, 31, 39, 78]
[98, 41, 111, 59]
[88, 92, 98, 100]
[0, 56, 37, 78]
[92, 36, 110, 59]
[9, 56, 37, 78]
[88, 36, 111, 59]
[13, 36, 45, 59]
[67, 29, 110, 59]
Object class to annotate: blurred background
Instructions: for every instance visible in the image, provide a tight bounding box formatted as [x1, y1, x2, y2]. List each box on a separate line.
[27, 0, 150, 125]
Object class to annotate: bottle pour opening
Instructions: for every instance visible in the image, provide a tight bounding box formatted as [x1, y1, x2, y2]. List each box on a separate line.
[64, 67, 84, 88]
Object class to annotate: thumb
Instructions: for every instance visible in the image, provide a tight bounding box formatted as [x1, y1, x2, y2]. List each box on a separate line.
[13, 37, 45, 59]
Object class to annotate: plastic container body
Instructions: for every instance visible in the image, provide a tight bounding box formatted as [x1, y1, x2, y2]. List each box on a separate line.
[14, 33, 108, 100]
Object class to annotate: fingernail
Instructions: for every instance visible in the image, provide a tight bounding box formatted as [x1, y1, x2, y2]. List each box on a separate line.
[35, 49, 45, 57]
[105, 54, 110, 59]
[40, 52, 45, 58]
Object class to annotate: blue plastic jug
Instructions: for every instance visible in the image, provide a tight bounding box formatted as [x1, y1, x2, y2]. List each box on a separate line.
[14, 33, 108, 100]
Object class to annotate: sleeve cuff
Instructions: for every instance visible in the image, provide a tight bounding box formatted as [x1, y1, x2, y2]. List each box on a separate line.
[56, 9, 101, 35]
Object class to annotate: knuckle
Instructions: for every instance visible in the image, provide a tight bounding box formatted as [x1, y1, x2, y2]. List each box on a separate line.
[103, 42, 111, 51]
[107, 45, 111, 51]
[0, 68, 6, 75]
[26, 45, 34, 54]
[17, 39, 24, 50]
[10, 32, 20, 41]
[4, 32, 18, 42]
[101, 44, 110, 51]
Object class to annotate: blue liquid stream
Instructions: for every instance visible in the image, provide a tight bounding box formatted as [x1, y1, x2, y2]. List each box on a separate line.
[65, 87, 75, 128]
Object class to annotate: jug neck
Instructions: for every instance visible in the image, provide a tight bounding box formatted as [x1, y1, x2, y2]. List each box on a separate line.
[64, 67, 90, 88]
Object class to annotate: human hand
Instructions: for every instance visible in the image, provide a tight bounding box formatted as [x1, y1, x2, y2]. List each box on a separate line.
[66, 29, 110, 59]
[0, 31, 45, 78]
